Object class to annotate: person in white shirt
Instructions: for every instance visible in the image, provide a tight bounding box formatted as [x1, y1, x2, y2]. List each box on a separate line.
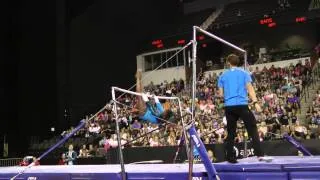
[65, 144, 77, 165]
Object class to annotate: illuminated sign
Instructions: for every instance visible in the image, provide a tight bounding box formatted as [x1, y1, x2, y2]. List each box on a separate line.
[156, 44, 164, 48]
[198, 35, 205, 40]
[152, 40, 162, 45]
[150, 34, 206, 49]
[152, 39, 164, 49]
[260, 18, 273, 25]
[296, 16, 307, 23]
[268, 22, 276, 28]
[177, 39, 186, 45]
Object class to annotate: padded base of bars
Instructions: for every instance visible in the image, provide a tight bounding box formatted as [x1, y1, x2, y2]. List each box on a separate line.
[1, 156, 320, 180]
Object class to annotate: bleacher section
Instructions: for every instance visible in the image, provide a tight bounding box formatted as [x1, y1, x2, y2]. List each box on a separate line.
[26, 56, 320, 162]
[177, 8, 215, 33]
[211, 0, 311, 28]
[20, 0, 320, 166]
[159, 8, 216, 37]
[213, 0, 279, 26]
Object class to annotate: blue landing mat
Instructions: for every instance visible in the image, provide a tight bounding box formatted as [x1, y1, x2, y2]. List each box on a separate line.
[0, 156, 320, 180]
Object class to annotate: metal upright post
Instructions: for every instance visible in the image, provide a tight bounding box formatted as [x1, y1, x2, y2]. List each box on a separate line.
[244, 51, 248, 70]
[112, 88, 126, 180]
[187, 26, 198, 180]
[192, 27, 197, 126]
[177, 99, 191, 161]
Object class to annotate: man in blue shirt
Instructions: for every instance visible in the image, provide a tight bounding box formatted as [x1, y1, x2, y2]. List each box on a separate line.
[218, 54, 270, 163]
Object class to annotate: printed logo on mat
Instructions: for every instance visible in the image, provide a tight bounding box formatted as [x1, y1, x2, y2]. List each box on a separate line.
[234, 146, 255, 157]
[27, 177, 37, 180]
[191, 135, 200, 148]
[192, 177, 203, 180]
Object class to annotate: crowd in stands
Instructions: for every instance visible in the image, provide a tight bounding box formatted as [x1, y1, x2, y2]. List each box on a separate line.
[306, 89, 320, 139]
[20, 0, 319, 165]
[28, 59, 320, 161]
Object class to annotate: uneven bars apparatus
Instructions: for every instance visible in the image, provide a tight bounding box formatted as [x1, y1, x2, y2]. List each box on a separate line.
[112, 86, 191, 180]
[193, 26, 248, 158]
[113, 87, 179, 100]
[189, 26, 249, 179]
[283, 133, 312, 156]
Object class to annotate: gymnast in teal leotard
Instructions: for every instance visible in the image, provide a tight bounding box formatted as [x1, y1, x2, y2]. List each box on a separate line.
[139, 96, 164, 124]
[135, 70, 176, 124]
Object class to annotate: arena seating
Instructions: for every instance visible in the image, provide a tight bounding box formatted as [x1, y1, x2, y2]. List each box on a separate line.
[28, 57, 320, 162]
[212, 0, 311, 27]
[26, 0, 319, 161]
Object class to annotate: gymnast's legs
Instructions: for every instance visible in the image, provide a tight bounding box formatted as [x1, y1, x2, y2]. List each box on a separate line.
[135, 70, 147, 116]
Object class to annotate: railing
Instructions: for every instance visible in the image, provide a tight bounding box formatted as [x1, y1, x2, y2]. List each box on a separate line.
[0, 158, 22, 167]
[300, 58, 319, 103]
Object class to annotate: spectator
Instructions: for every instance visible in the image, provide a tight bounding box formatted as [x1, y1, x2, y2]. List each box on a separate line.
[88, 144, 97, 157]
[150, 135, 160, 147]
[19, 156, 39, 166]
[65, 144, 77, 165]
[109, 134, 119, 148]
[58, 153, 66, 165]
[78, 144, 89, 158]
[131, 119, 142, 132]
[207, 150, 217, 163]
[88, 123, 101, 135]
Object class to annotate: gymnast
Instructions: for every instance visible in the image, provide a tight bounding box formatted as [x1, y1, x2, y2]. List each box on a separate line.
[134, 70, 177, 124]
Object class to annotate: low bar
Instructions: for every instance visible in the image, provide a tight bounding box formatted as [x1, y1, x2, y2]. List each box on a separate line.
[112, 86, 179, 100]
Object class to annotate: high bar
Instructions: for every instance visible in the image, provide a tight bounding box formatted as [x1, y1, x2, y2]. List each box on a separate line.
[112, 87, 179, 100]
[194, 26, 246, 53]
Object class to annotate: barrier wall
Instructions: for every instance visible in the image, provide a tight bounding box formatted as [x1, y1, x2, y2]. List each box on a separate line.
[141, 66, 186, 86]
[38, 139, 320, 165]
[204, 57, 310, 77]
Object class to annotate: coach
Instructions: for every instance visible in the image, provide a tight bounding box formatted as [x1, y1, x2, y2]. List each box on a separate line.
[218, 54, 269, 163]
